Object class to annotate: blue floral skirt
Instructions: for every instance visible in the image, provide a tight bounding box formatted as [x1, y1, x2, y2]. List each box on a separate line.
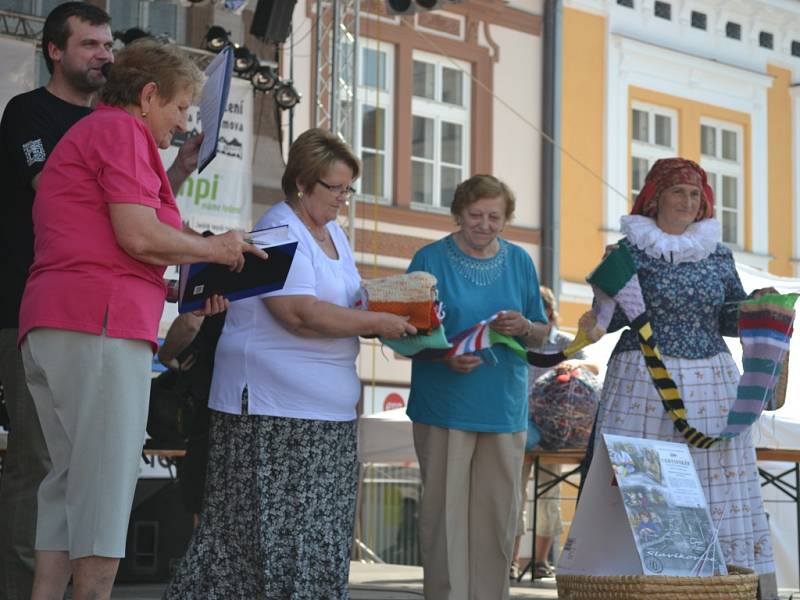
[163, 410, 358, 600]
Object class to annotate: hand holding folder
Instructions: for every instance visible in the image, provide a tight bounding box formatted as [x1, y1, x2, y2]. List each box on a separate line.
[177, 225, 298, 313]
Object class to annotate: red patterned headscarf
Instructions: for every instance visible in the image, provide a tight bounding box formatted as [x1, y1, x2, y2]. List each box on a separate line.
[630, 158, 714, 220]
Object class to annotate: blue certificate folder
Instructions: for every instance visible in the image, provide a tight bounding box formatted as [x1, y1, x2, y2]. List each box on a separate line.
[177, 225, 298, 313]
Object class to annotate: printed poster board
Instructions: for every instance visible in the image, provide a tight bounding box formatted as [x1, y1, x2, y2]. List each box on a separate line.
[558, 433, 726, 577]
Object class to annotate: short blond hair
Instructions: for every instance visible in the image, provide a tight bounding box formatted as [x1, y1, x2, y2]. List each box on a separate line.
[450, 174, 516, 221]
[540, 286, 559, 326]
[101, 39, 203, 107]
[282, 128, 361, 201]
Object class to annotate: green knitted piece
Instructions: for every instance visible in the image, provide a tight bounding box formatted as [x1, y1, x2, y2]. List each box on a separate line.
[586, 244, 638, 298]
[381, 325, 452, 356]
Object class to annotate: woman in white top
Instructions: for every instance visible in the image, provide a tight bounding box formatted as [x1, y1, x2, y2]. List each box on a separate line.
[164, 128, 416, 600]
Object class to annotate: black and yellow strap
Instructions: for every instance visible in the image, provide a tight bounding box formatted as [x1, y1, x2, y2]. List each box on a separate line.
[630, 314, 719, 449]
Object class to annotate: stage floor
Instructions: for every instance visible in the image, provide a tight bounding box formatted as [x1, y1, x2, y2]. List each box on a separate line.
[62, 561, 800, 599]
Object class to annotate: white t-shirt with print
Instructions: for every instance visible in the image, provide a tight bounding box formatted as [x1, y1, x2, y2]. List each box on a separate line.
[208, 201, 362, 421]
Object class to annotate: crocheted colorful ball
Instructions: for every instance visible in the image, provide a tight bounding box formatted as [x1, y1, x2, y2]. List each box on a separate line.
[530, 367, 600, 450]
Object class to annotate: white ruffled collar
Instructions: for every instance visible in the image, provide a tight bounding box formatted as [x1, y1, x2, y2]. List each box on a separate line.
[620, 215, 720, 264]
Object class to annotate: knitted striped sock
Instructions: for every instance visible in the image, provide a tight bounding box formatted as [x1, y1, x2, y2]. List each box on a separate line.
[719, 293, 798, 439]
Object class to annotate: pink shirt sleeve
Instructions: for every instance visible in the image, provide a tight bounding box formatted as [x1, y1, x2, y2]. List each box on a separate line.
[96, 117, 162, 209]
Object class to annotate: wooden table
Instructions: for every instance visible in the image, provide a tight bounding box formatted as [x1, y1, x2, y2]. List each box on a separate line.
[756, 447, 800, 580]
[517, 447, 800, 581]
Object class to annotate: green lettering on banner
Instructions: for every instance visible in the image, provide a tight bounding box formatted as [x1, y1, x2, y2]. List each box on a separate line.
[178, 174, 224, 206]
[195, 179, 210, 204]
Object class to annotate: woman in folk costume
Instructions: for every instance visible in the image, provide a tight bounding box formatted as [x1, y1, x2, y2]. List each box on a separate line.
[595, 158, 777, 594]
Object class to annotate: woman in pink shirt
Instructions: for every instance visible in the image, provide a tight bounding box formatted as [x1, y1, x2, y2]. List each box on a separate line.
[17, 39, 265, 600]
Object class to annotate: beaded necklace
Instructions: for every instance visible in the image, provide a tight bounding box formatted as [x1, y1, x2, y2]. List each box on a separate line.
[445, 234, 507, 286]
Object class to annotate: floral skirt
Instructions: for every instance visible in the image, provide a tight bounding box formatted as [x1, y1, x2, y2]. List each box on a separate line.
[163, 410, 359, 600]
[597, 351, 775, 577]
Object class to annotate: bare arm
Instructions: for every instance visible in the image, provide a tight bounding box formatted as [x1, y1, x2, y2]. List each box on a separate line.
[491, 310, 548, 346]
[166, 133, 203, 194]
[522, 320, 548, 347]
[158, 312, 204, 366]
[108, 203, 267, 268]
[263, 295, 417, 339]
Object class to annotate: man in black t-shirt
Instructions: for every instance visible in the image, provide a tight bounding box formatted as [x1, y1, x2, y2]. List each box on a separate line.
[0, 5, 113, 599]
[0, 5, 201, 599]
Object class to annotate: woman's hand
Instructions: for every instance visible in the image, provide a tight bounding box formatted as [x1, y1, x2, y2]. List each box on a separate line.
[192, 293, 229, 317]
[602, 243, 619, 260]
[490, 310, 530, 337]
[751, 286, 779, 299]
[209, 230, 269, 271]
[444, 354, 483, 374]
[373, 313, 417, 339]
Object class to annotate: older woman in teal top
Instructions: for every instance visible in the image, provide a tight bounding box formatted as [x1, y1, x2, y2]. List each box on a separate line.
[407, 174, 548, 600]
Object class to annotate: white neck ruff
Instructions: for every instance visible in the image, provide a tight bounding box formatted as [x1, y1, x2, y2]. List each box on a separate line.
[620, 215, 720, 264]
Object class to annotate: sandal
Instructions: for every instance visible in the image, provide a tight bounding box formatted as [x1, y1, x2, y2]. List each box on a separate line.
[533, 562, 554, 579]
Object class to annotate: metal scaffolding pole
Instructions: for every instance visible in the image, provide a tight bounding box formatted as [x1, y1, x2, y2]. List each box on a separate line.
[0, 10, 45, 41]
[314, 0, 360, 247]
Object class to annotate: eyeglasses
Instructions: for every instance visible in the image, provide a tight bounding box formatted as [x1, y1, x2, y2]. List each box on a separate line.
[317, 179, 356, 198]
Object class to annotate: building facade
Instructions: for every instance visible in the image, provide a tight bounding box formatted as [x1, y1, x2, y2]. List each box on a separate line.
[559, 0, 800, 325]
[0, 0, 549, 404]
[284, 0, 547, 395]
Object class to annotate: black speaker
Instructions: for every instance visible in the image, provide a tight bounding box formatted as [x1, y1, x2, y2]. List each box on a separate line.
[250, 0, 297, 44]
[116, 479, 194, 583]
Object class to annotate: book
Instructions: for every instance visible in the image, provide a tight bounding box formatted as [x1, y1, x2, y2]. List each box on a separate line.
[197, 46, 234, 173]
[177, 225, 298, 313]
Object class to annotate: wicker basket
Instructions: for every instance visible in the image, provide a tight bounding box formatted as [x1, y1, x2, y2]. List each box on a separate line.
[556, 565, 757, 600]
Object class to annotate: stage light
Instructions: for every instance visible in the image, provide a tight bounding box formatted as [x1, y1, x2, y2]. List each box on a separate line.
[204, 26, 230, 53]
[251, 65, 278, 92]
[385, 0, 462, 13]
[386, 0, 413, 12]
[114, 28, 150, 46]
[274, 80, 301, 109]
[233, 45, 257, 74]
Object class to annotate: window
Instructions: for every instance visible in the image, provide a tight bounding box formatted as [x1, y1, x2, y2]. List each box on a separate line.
[654, 1, 671, 20]
[726, 22, 742, 40]
[0, 0, 61, 16]
[700, 120, 744, 246]
[106, 0, 187, 44]
[355, 41, 394, 202]
[759, 31, 774, 49]
[630, 103, 677, 197]
[617, 0, 634, 7]
[691, 11, 707, 30]
[410, 51, 470, 210]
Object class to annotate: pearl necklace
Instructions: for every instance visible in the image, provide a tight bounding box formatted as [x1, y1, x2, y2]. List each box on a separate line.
[289, 201, 328, 243]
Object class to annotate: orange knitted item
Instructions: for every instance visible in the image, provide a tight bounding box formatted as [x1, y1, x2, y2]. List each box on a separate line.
[367, 300, 433, 331]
